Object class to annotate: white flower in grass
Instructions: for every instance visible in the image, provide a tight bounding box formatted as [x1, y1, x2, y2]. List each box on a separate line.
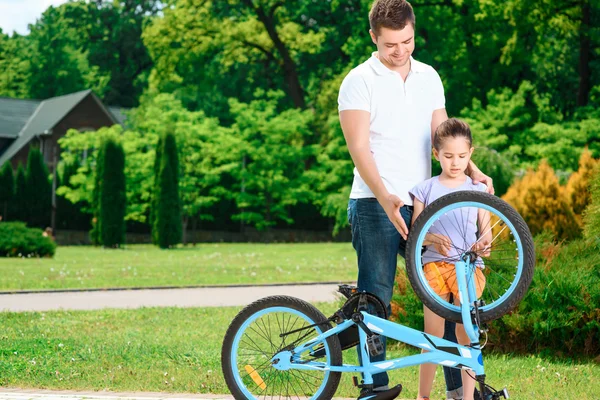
[58, 343, 64, 348]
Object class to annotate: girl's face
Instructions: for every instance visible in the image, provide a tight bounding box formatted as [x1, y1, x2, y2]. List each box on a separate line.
[433, 136, 474, 179]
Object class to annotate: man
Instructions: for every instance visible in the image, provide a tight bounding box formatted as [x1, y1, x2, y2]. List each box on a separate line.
[338, 0, 494, 399]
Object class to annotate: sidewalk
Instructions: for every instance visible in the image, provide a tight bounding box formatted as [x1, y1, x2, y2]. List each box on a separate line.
[0, 283, 349, 312]
[0, 388, 358, 400]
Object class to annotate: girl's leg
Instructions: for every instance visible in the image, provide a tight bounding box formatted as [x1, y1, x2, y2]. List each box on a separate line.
[417, 305, 446, 400]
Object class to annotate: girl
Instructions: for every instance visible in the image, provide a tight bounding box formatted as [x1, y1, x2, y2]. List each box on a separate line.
[409, 118, 492, 400]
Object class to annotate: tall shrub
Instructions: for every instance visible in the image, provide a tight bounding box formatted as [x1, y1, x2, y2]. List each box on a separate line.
[567, 149, 598, 223]
[0, 162, 14, 220]
[26, 147, 52, 228]
[99, 139, 126, 248]
[154, 132, 181, 249]
[12, 164, 27, 223]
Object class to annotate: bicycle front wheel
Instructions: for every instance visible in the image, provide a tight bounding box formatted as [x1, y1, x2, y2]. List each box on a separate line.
[405, 191, 535, 323]
[221, 296, 342, 400]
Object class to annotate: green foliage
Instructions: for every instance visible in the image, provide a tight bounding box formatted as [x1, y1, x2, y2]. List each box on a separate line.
[0, 222, 56, 257]
[25, 147, 52, 229]
[90, 140, 106, 245]
[0, 162, 14, 220]
[228, 91, 316, 230]
[470, 147, 516, 197]
[99, 139, 127, 248]
[487, 235, 600, 356]
[154, 132, 182, 249]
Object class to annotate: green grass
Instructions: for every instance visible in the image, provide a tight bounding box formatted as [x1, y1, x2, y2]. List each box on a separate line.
[0, 243, 359, 291]
[1, 304, 598, 398]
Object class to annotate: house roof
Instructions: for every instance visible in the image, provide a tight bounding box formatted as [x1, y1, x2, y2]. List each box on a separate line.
[0, 97, 41, 138]
[0, 90, 123, 167]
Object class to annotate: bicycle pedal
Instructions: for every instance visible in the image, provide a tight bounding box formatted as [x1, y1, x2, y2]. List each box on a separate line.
[367, 334, 384, 357]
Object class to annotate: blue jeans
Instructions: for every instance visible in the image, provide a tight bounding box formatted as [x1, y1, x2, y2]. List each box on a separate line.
[443, 320, 464, 397]
[347, 198, 413, 388]
[348, 198, 463, 392]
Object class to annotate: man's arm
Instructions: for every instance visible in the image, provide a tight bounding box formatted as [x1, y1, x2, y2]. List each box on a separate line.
[431, 108, 448, 144]
[340, 109, 409, 239]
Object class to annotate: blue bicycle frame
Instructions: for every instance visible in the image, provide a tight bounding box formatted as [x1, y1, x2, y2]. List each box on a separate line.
[271, 260, 484, 385]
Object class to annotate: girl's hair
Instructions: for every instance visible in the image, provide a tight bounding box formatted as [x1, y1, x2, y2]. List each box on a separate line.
[433, 118, 472, 151]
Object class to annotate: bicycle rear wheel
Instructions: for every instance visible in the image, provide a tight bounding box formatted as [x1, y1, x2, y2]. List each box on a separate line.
[221, 296, 342, 400]
[405, 191, 535, 323]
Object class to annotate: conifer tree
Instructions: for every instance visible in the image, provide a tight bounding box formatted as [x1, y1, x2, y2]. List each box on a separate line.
[0, 162, 14, 220]
[99, 139, 127, 248]
[12, 164, 27, 222]
[154, 132, 181, 248]
[26, 147, 52, 228]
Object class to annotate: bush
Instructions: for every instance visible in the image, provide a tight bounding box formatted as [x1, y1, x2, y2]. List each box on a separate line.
[0, 222, 56, 257]
[583, 164, 600, 246]
[567, 149, 598, 224]
[502, 160, 579, 240]
[485, 235, 600, 357]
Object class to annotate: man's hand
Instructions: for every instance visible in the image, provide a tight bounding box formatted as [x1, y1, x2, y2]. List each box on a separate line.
[470, 168, 495, 195]
[379, 194, 409, 240]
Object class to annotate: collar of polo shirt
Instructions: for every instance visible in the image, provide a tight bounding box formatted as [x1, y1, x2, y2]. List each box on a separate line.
[368, 52, 425, 76]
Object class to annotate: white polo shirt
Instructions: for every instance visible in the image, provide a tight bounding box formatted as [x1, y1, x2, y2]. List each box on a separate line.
[338, 53, 445, 205]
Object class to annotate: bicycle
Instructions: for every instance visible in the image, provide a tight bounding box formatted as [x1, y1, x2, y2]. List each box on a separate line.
[221, 191, 535, 400]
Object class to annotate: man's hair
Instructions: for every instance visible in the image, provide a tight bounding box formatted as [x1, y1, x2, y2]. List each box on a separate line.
[369, 0, 415, 36]
[433, 118, 473, 151]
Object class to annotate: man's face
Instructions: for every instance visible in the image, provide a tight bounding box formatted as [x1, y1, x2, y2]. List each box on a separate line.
[370, 25, 415, 69]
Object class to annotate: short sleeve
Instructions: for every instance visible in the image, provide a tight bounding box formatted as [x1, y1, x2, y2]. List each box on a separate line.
[477, 182, 488, 192]
[338, 72, 370, 112]
[409, 180, 430, 205]
[431, 69, 445, 111]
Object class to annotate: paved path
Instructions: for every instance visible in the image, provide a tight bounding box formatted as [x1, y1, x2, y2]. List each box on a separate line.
[0, 388, 360, 400]
[0, 283, 350, 312]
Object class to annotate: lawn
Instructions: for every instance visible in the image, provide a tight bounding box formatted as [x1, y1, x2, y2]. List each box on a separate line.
[1, 304, 598, 398]
[0, 243, 359, 291]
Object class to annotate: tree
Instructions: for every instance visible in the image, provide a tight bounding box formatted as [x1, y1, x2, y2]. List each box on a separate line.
[502, 160, 579, 240]
[0, 162, 14, 220]
[25, 147, 52, 228]
[150, 134, 163, 244]
[154, 132, 182, 248]
[12, 164, 27, 223]
[99, 139, 127, 248]
[228, 92, 315, 230]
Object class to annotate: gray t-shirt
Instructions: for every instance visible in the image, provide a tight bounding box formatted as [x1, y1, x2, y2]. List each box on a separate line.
[409, 176, 487, 265]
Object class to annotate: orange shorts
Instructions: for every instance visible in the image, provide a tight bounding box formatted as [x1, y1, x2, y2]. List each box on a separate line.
[423, 261, 486, 299]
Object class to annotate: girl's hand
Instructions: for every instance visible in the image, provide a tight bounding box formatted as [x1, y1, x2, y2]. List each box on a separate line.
[426, 233, 452, 257]
[474, 238, 491, 257]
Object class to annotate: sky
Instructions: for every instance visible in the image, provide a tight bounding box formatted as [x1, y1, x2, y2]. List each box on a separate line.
[0, 0, 70, 35]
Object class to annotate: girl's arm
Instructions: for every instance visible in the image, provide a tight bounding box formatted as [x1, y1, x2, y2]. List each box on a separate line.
[413, 198, 452, 257]
[475, 208, 493, 257]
